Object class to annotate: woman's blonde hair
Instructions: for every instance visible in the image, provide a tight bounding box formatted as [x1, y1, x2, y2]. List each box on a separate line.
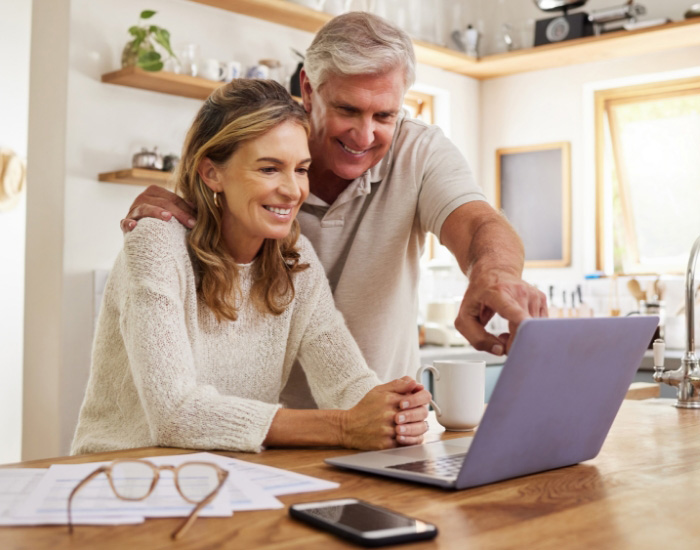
[175, 79, 310, 322]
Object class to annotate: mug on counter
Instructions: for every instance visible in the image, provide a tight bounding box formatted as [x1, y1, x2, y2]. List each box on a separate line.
[417, 360, 485, 431]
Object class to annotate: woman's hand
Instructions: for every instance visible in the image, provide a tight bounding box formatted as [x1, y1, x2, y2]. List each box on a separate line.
[340, 377, 431, 450]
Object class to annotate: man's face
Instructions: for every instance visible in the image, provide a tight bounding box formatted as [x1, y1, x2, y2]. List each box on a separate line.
[303, 68, 405, 183]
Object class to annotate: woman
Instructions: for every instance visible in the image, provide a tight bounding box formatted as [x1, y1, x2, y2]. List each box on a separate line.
[71, 79, 429, 454]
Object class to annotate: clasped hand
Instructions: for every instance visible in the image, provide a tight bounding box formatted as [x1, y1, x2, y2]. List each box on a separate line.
[341, 376, 431, 450]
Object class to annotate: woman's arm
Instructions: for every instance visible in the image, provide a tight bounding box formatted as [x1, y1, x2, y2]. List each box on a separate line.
[289, 240, 431, 448]
[264, 378, 429, 450]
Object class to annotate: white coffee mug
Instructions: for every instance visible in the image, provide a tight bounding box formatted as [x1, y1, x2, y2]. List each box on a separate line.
[223, 60, 242, 82]
[246, 64, 270, 79]
[416, 360, 485, 431]
[201, 58, 225, 81]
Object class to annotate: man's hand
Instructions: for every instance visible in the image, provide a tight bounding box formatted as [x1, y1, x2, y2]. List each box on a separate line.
[120, 185, 197, 233]
[440, 201, 548, 356]
[455, 269, 547, 355]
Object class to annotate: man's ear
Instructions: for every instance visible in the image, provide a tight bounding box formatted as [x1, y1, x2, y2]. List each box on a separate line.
[197, 157, 223, 193]
[300, 68, 313, 113]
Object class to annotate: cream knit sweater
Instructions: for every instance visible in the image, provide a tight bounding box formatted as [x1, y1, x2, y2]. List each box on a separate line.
[71, 219, 380, 454]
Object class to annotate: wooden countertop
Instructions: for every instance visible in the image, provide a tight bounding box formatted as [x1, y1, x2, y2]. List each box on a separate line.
[1, 399, 699, 549]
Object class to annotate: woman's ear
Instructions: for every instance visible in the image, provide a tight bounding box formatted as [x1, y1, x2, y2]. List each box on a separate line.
[197, 157, 223, 192]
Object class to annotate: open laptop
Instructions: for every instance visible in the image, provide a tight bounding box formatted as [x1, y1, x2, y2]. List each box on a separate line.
[326, 316, 658, 489]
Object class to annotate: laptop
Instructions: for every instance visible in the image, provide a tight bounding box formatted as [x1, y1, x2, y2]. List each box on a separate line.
[326, 316, 658, 489]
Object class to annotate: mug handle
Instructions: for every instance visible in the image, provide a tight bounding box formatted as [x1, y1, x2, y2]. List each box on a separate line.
[416, 364, 442, 417]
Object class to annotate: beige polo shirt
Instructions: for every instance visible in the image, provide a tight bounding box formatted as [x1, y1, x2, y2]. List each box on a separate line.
[281, 112, 486, 408]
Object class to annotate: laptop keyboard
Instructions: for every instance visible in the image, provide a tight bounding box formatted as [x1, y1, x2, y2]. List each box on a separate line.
[387, 453, 467, 478]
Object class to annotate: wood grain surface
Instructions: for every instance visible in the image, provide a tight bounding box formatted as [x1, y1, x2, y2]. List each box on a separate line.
[2, 400, 699, 549]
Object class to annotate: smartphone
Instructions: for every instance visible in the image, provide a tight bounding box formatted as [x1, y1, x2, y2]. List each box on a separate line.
[289, 498, 438, 547]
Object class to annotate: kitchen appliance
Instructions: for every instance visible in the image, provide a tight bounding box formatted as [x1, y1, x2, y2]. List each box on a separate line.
[533, 0, 648, 45]
[533, 0, 594, 45]
[587, 1, 646, 34]
[423, 301, 467, 347]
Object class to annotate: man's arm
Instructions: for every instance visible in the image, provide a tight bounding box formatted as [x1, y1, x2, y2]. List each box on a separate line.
[440, 200, 548, 355]
[120, 185, 197, 233]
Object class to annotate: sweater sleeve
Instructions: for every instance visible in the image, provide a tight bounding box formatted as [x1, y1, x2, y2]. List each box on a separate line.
[120, 219, 280, 452]
[293, 238, 382, 410]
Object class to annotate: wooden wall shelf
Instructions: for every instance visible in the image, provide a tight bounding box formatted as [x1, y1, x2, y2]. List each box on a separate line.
[98, 168, 174, 188]
[189, 0, 700, 79]
[102, 66, 304, 102]
[102, 67, 220, 100]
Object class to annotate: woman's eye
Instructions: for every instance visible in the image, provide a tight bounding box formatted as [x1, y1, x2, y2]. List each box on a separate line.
[260, 167, 277, 174]
[296, 167, 309, 175]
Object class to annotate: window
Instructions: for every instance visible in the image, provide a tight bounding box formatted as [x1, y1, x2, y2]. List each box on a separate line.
[595, 76, 700, 274]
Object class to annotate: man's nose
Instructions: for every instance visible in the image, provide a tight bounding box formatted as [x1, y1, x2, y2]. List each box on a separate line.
[351, 117, 374, 149]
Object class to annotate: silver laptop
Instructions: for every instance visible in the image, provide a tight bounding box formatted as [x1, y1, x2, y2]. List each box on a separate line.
[326, 316, 658, 489]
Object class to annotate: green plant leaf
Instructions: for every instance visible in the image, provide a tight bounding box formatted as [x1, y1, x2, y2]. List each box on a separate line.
[153, 28, 176, 58]
[140, 60, 164, 71]
[128, 27, 146, 43]
[140, 10, 156, 19]
[138, 50, 161, 63]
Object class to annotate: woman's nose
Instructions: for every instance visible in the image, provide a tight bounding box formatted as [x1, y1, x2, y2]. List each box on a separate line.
[280, 173, 302, 201]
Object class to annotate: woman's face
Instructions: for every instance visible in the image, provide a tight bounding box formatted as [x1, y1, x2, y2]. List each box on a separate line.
[217, 120, 311, 263]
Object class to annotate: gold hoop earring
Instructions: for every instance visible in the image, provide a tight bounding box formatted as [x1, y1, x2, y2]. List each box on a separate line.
[213, 192, 220, 208]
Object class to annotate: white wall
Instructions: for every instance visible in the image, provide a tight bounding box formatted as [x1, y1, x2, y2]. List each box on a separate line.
[21, 0, 481, 460]
[0, 0, 31, 465]
[479, 44, 700, 285]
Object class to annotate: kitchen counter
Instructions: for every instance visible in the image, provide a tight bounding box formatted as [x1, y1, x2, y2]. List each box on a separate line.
[2, 400, 699, 549]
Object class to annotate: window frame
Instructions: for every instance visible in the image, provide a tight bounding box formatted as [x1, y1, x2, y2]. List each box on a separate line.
[594, 75, 700, 274]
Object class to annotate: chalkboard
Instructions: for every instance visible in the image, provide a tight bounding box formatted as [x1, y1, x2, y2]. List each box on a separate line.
[495, 142, 571, 268]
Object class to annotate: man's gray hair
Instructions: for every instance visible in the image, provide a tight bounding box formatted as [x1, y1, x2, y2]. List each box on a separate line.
[304, 12, 416, 91]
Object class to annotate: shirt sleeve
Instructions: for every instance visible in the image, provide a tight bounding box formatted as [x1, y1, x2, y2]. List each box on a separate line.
[293, 239, 382, 410]
[120, 219, 280, 453]
[412, 122, 487, 238]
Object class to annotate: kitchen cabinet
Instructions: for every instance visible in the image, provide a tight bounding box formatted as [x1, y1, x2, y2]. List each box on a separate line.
[189, 0, 700, 79]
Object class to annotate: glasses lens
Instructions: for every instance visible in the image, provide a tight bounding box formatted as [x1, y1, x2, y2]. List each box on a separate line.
[110, 461, 155, 499]
[177, 463, 222, 502]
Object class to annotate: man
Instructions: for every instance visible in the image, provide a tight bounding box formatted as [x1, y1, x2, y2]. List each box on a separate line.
[122, 12, 547, 407]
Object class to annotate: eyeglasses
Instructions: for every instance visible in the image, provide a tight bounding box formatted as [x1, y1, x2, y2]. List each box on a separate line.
[67, 458, 229, 539]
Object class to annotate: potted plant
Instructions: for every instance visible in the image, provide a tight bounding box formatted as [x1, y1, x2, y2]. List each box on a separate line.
[121, 9, 176, 71]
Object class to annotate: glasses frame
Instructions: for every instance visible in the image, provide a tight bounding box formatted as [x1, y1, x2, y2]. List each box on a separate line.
[67, 458, 229, 539]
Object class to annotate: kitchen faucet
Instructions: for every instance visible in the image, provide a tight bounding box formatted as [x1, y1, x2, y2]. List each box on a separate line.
[652, 235, 700, 408]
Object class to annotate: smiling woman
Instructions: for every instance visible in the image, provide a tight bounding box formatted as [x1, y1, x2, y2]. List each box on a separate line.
[70, 78, 431, 456]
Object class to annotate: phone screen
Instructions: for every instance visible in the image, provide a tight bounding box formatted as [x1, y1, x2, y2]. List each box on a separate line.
[290, 498, 438, 546]
[301, 501, 418, 532]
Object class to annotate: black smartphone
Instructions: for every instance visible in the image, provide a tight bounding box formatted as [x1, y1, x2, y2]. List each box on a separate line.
[289, 498, 438, 547]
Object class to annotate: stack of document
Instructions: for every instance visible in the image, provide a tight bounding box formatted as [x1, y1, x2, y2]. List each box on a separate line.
[0, 452, 338, 526]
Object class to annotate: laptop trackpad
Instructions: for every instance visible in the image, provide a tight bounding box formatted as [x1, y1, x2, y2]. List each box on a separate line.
[380, 438, 472, 463]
